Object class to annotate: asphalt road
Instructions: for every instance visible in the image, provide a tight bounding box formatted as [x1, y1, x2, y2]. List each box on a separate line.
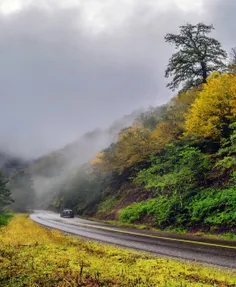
[31, 210, 236, 269]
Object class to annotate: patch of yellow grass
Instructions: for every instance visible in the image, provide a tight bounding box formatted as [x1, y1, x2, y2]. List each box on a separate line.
[0, 214, 235, 287]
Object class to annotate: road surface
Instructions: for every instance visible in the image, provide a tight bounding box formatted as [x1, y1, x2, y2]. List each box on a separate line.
[31, 210, 236, 268]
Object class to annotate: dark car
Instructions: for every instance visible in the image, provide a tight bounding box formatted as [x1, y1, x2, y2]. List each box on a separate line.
[60, 209, 74, 218]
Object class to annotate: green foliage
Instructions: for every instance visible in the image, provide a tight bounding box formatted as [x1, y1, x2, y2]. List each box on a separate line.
[214, 122, 236, 171]
[165, 23, 227, 91]
[120, 185, 236, 231]
[119, 146, 236, 232]
[135, 144, 210, 206]
[190, 187, 236, 228]
[120, 197, 179, 228]
[0, 212, 13, 226]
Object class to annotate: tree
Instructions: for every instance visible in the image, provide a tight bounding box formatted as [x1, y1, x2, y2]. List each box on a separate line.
[185, 73, 236, 140]
[0, 172, 13, 212]
[165, 23, 227, 91]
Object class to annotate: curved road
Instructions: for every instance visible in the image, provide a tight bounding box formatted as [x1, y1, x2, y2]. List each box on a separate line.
[31, 210, 236, 268]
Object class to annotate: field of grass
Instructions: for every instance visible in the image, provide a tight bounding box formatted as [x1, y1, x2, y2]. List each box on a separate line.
[0, 215, 235, 287]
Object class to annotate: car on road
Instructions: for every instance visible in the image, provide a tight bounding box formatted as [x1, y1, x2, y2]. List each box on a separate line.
[60, 209, 74, 218]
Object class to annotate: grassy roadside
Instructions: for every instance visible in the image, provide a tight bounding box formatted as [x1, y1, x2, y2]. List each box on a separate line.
[0, 214, 236, 287]
[86, 217, 236, 241]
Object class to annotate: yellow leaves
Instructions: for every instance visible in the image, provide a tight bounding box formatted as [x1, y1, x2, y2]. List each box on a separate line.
[185, 74, 236, 140]
[170, 86, 201, 109]
[115, 125, 152, 171]
[91, 125, 155, 172]
[152, 122, 174, 141]
[90, 152, 106, 169]
[90, 74, 236, 173]
[91, 121, 182, 173]
[91, 151, 115, 172]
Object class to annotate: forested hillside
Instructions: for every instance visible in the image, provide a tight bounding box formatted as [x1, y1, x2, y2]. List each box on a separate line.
[49, 24, 236, 234]
[49, 72, 235, 233]
[24, 109, 141, 209]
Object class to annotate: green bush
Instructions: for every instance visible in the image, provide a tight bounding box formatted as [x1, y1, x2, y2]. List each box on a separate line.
[120, 195, 183, 229]
[190, 187, 236, 228]
[0, 212, 13, 227]
[120, 186, 236, 231]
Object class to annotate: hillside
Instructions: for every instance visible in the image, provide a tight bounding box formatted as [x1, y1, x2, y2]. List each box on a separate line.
[22, 110, 142, 209]
[49, 73, 236, 235]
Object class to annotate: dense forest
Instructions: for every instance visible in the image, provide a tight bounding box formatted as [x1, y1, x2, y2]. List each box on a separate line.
[1, 23, 236, 234]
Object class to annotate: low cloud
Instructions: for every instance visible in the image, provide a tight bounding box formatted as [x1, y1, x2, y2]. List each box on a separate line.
[0, 0, 234, 158]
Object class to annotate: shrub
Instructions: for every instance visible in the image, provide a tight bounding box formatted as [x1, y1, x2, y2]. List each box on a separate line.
[190, 187, 236, 228]
[0, 212, 13, 226]
[120, 186, 236, 231]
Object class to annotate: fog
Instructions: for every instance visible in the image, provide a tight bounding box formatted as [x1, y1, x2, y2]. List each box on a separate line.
[0, 0, 236, 183]
[1, 0, 233, 159]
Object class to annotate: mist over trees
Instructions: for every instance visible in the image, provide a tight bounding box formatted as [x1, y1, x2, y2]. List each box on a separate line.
[0, 172, 13, 212]
[9, 170, 35, 212]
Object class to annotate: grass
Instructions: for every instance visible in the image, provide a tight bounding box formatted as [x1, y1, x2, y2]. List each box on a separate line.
[0, 212, 13, 226]
[0, 214, 235, 287]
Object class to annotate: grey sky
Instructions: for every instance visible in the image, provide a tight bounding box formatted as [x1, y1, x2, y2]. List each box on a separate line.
[0, 0, 235, 158]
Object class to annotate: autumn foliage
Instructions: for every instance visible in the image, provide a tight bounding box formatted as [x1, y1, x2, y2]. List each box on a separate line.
[185, 73, 236, 140]
[50, 72, 236, 233]
[91, 73, 236, 174]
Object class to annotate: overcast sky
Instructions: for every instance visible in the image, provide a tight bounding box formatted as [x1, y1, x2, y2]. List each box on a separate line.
[0, 0, 235, 158]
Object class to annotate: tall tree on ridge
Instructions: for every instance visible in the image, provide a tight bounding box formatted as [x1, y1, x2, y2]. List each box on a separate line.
[165, 23, 227, 91]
